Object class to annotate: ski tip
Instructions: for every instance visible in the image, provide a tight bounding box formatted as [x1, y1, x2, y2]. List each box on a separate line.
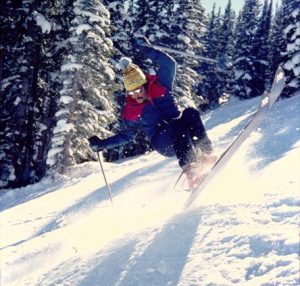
[267, 66, 286, 107]
[275, 66, 285, 84]
[261, 91, 270, 108]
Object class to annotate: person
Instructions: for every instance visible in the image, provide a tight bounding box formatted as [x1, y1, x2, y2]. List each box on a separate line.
[89, 37, 215, 189]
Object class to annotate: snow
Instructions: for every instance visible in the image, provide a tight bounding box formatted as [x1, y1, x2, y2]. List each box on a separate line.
[1, 75, 20, 91]
[288, 78, 300, 88]
[73, 8, 107, 25]
[234, 69, 244, 80]
[61, 63, 83, 72]
[13, 97, 21, 105]
[1, 95, 300, 285]
[242, 72, 252, 80]
[284, 24, 294, 35]
[46, 147, 64, 165]
[32, 11, 51, 34]
[7, 167, 16, 182]
[53, 119, 74, 134]
[73, 1, 110, 20]
[291, 23, 300, 41]
[104, 66, 115, 81]
[292, 7, 300, 18]
[55, 108, 70, 117]
[59, 95, 74, 104]
[75, 24, 92, 35]
[177, 34, 191, 45]
[38, 123, 47, 133]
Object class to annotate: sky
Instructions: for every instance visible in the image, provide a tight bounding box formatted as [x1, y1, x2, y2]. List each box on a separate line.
[202, 0, 281, 14]
[202, 0, 245, 13]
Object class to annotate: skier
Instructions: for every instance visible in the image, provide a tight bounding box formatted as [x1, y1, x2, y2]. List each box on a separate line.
[89, 37, 215, 188]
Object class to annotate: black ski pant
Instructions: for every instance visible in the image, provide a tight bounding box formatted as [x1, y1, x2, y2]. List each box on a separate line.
[151, 107, 212, 168]
[170, 107, 212, 167]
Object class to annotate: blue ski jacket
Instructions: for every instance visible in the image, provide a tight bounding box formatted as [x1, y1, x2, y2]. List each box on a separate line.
[100, 47, 181, 156]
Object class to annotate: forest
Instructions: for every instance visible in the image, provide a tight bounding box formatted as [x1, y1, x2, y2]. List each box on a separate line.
[1, 0, 299, 189]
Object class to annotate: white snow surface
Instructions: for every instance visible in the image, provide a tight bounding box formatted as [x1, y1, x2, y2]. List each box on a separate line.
[32, 12, 51, 34]
[1, 95, 300, 286]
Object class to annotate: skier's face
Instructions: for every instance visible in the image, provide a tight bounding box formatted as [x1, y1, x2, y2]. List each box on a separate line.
[128, 86, 147, 104]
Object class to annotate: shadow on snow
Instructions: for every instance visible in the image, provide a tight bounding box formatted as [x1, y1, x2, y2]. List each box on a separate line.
[40, 209, 203, 286]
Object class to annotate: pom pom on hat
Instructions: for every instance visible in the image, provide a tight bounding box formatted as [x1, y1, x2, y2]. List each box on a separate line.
[119, 57, 132, 72]
[119, 57, 147, 91]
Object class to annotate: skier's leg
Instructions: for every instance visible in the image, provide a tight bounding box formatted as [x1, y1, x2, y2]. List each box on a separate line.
[167, 117, 211, 189]
[150, 124, 176, 157]
[168, 118, 196, 168]
[181, 107, 213, 154]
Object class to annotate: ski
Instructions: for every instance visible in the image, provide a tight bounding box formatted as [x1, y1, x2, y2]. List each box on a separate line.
[184, 66, 286, 209]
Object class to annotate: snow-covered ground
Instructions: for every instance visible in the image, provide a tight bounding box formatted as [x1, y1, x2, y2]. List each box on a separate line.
[1, 95, 300, 286]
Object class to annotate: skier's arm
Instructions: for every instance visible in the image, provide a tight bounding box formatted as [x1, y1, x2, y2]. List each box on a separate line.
[98, 120, 139, 149]
[144, 47, 176, 90]
[133, 38, 180, 120]
[133, 37, 176, 90]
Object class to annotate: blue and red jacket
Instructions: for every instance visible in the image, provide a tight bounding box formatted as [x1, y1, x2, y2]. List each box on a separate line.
[100, 47, 180, 151]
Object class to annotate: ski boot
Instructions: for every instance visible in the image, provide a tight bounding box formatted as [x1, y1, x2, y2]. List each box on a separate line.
[183, 163, 206, 190]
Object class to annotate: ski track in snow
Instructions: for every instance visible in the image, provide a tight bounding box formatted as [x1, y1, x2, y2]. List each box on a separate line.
[1, 95, 300, 286]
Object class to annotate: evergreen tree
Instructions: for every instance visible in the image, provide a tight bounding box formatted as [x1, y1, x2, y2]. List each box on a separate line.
[128, 0, 177, 68]
[0, 0, 118, 188]
[0, 0, 63, 188]
[198, 3, 235, 108]
[232, 0, 261, 99]
[252, 0, 273, 94]
[218, 0, 236, 101]
[47, 0, 118, 174]
[282, 0, 300, 96]
[104, 0, 133, 55]
[170, 0, 207, 108]
[198, 4, 221, 107]
[134, 0, 170, 39]
[32, 0, 75, 182]
[219, 0, 235, 60]
[205, 4, 221, 59]
[267, 2, 287, 85]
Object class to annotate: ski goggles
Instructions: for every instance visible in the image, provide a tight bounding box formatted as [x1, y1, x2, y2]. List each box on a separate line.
[127, 87, 143, 96]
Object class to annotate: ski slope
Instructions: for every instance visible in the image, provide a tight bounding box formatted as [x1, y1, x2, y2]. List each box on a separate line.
[1, 94, 300, 286]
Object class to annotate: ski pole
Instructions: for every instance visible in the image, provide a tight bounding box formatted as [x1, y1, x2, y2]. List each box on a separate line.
[141, 43, 218, 64]
[96, 151, 113, 205]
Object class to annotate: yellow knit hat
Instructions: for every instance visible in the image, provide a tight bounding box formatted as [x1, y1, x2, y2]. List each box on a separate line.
[122, 62, 147, 91]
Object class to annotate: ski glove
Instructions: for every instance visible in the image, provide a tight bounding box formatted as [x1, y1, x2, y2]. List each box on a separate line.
[89, 135, 104, 152]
